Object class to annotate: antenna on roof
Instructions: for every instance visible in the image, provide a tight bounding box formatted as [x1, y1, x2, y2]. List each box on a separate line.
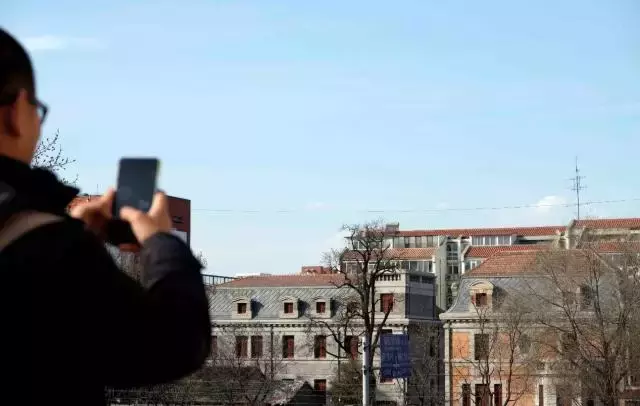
[570, 157, 587, 220]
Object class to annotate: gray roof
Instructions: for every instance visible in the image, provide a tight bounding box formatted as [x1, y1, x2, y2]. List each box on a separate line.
[209, 286, 354, 321]
[442, 275, 551, 316]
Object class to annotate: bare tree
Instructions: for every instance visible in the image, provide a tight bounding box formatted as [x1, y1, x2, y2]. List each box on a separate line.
[306, 220, 401, 404]
[528, 241, 640, 406]
[209, 325, 285, 405]
[32, 129, 77, 184]
[402, 323, 444, 406]
[329, 359, 372, 405]
[455, 287, 540, 406]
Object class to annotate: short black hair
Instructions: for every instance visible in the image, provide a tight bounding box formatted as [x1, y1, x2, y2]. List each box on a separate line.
[0, 27, 35, 101]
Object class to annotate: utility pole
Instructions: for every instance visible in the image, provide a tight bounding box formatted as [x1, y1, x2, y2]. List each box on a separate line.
[362, 334, 370, 406]
[570, 157, 587, 220]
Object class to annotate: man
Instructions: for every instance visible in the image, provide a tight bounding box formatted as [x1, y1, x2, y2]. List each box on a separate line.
[0, 28, 211, 404]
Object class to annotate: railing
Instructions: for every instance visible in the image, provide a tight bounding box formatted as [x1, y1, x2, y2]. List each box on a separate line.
[202, 274, 236, 286]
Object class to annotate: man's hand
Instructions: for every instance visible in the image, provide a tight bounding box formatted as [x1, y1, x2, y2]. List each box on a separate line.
[69, 189, 115, 238]
[119, 192, 173, 245]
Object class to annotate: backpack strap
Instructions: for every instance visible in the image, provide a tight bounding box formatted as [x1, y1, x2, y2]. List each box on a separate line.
[0, 211, 63, 252]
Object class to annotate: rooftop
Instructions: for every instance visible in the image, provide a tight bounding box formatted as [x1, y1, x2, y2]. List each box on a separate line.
[216, 273, 346, 288]
[572, 217, 640, 230]
[465, 250, 542, 277]
[393, 225, 566, 237]
[342, 247, 436, 261]
[465, 244, 550, 259]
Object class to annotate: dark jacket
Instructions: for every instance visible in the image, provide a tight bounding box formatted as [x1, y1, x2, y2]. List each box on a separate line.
[0, 156, 211, 405]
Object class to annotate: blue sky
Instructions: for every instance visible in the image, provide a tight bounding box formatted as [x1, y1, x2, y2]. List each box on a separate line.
[5, 0, 639, 276]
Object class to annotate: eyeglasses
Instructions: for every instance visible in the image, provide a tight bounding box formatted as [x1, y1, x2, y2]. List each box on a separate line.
[0, 91, 48, 124]
[33, 99, 48, 124]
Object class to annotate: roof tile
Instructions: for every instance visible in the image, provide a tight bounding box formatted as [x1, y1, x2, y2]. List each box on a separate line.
[465, 244, 550, 259]
[218, 273, 346, 288]
[395, 225, 565, 237]
[465, 250, 542, 276]
[573, 217, 640, 230]
[342, 247, 436, 261]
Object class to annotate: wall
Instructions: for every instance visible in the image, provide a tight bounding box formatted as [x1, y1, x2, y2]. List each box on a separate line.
[167, 195, 191, 245]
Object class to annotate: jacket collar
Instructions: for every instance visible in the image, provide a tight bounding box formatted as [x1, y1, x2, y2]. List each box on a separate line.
[0, 155, 79, 215]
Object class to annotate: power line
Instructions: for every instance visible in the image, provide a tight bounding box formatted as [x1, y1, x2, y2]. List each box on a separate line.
[192, 197, 640, 215]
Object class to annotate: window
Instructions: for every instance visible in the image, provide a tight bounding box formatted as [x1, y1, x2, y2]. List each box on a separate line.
[475, 293, 488, 307]
[381, 328, 393, 335]
[394, 236, 440, 248]
[284, 302, 294, 314]
[494, 384, 502, 406]
[236, 336, 248, 358]
[429, 336, 436, 357]
[466, 259, 481, 270]
[538, 385, 544, 406]
[471, 235, 511, 246]
[314, 379, 327, 392]
[345, 262, 359, 273]
[346, 335, 359, 359]
[462, 384, 471, 406]
[562, 291, 576, 305]
[400, 260, 432, 273]
[474, 334, 489, 360]
[316, 301, 326, 314]
[561, 332, 577, 353]
[347, 301, 360, 314]
[580, 285, 593, 308]
[475, 384, 490, 406]
[283, 335, 295, 358]
[237, 302, 247, 314]
[380, 294, 394, 313]
[446, 243, 458, 260]
[314, 335, 327, 359]
[211, 336, 218, 358]
[519, 334, 531, 354]
[251, 336, 263, 358]
[556, 388, 571, 406]
[448, 264, 459, 275]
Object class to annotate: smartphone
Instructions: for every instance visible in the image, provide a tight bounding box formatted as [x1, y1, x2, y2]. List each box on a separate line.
[112, 157, 160, 217]
[107, 158, 160, 246]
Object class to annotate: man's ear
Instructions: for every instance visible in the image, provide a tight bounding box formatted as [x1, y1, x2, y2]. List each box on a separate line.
[1, 92, 24, 139]
[0, 106, 15, 139]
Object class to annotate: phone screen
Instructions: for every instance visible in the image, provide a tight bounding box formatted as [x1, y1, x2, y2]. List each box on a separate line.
[113, 158, 160, 217]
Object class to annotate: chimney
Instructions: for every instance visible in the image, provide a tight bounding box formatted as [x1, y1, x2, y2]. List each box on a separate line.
[385, 222, 400, 233]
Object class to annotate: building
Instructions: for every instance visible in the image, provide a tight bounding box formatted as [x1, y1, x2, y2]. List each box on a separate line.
[208, 267, 441, 405]
[377, 218, 640, 313]
[69, 193, 192, 244]
[440, 245, 640, 406]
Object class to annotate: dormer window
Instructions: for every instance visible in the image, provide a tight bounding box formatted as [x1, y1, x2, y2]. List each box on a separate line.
[279, 296, 300, 319]
[475, 293, 488, 307]
[232, 296, 253, 319]
[284, 302, 294, 314]
[311, 297, 331, 318]
[469, 281, 495, 311]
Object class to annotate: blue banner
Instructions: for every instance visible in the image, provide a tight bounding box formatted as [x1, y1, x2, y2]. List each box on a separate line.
[380, 334, 411, 379]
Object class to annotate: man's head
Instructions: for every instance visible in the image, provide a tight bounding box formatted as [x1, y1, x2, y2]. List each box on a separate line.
[0, 28, 47, 164]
